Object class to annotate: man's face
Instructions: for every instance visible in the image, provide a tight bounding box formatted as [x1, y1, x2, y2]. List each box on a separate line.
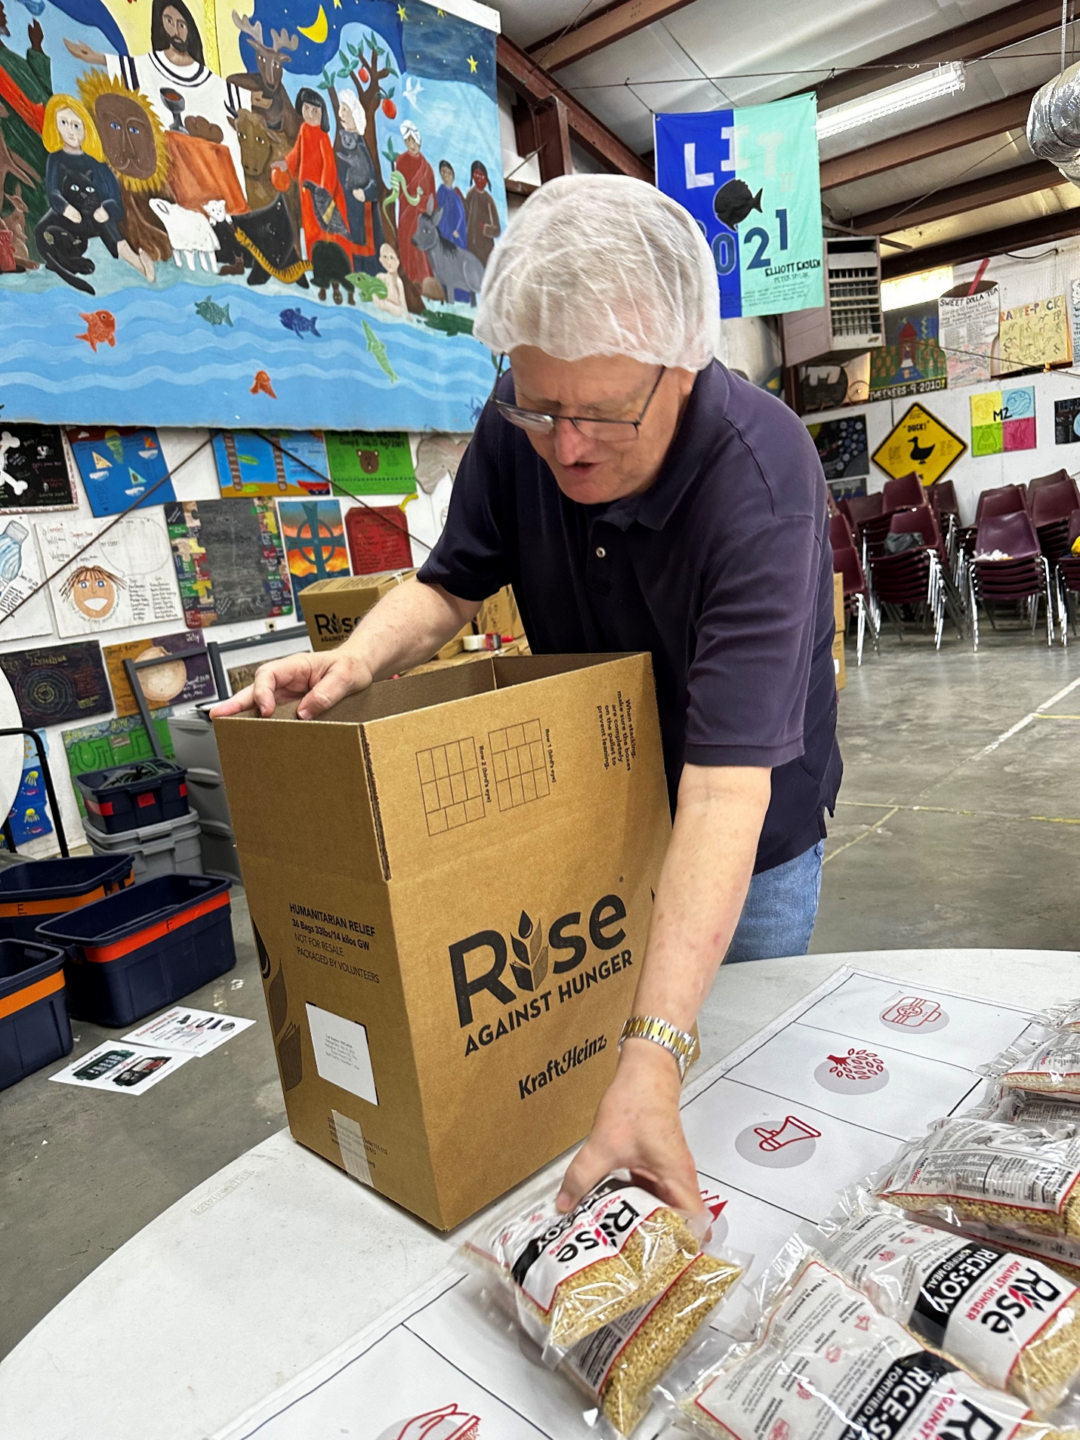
[162, 6, 190, 51]
[405, 134, 421, 155]
[507, 348, 695, 506]
[95, 94, 158, 179]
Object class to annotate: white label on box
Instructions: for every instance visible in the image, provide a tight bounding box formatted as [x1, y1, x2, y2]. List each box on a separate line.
[306, 1004, 378, 1105]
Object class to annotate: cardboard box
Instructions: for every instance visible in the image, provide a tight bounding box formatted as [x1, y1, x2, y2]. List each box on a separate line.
[301, 571, 414, 652]
[475, 584, 524, 641]
[214, 654, 671, 1230]
[403, 638, 528, 678]
[833, 572, 846, 692]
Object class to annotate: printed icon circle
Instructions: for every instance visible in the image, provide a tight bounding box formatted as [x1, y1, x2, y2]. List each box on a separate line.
[814, 1048, 890, 1094]
[880, 995, 949, 1032]
[735, 1114, 822, 1168]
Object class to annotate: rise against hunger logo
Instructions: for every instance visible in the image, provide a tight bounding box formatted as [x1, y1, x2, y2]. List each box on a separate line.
[448, 892, 634, 1058]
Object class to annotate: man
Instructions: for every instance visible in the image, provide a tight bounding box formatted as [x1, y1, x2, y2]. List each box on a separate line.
[463, 158, 499, 267]
[213, 175, 841, 1223]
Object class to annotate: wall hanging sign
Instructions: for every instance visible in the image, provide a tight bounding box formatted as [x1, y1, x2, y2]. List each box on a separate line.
[0, 424, 78, 511]
[0, 519, 54, 642]
[0, 640, 112, 728]
[278, 497, 350, 609]
[66, 426, 175, 516]
[805, 415, 869, 482]
[166, 497, 292, 626]
[0, 0, 505, 431]
[37, 510, 183, 637]
[212, 430, 330, 498]
[345, 504, 413, 574]
[869, 302, 947, 401]
[654, 95, 824, 319]
[938, 281, 999, 387]
[62, 713, 174, 816]
[970, 387, 1036, 456]
[103, 630, 214, 717]
[324, 430, 417, 495]
[871, 402, 966, 487]
[1055, 397, 1080, 445]
[998, 296, 1071, 373]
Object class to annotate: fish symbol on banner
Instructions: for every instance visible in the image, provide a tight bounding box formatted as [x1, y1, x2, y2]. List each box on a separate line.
[251, 370, 277, 398]
[713, 179, 763, 229]
[195, 296, 233, 327]
[363, 320, 398, 383]
[279, 308, 321, 338]
[76, 310, 116, 351]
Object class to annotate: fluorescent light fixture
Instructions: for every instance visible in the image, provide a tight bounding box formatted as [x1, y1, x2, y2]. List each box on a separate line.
[817, 63, 966, 140]
[881, 266, 955, 313]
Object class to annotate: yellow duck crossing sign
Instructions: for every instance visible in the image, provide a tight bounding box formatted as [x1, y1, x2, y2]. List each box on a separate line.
[871, 403, 967, 487]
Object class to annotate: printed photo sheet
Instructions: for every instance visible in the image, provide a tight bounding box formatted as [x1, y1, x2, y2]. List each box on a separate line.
[212, 968, 1036, 1439]
[50, 1041, 192, 1095]
[122, 1007, 255, 1058]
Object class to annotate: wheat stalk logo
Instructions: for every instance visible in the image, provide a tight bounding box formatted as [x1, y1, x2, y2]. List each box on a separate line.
[510, 910, 548, 992]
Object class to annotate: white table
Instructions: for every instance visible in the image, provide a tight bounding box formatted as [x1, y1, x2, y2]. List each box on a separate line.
[2, 949, 1076, 1440]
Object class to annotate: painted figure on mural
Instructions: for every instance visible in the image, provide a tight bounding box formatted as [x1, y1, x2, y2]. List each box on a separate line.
[229, 14, 299, 145]
[78, 72, 173, 267]
[276, 87, 350, 263]
[372, 239, 406, 318]
[64, 0, 245, 183]
[0, 1, 51, 263]
[434, 159, 465, 248]
[464, 159, 499, 268]
[36, 93, 153, 289]
[395, 118, 433, 284]
[333, 87, 380, 275]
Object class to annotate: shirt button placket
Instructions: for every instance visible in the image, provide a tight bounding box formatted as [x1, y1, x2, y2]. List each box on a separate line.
[595, 546, 606, 559]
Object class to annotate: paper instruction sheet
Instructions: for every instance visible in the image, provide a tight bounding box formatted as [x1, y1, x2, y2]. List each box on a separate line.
[50, 1042, 193, 1095]
[213, 967, 1036, 1440]
[122, 1007, 256, 1057]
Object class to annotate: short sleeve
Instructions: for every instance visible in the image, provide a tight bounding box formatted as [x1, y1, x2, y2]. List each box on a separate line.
[417, 401, 513, 603]
[683, 515, 824, 769]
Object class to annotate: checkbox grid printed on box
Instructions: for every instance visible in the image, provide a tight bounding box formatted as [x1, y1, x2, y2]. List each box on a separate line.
[416, 737, 485, 836]
[489, 719, 548, 812]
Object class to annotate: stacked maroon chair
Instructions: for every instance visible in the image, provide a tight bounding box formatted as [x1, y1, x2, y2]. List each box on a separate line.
[860, 473, 923, 560]
[869, 506, 963, 648]
[1029, 472, 1080, 564]
[927, 479, 962, 574]
[969, 509, 1056, 650]
[956, 484, 1030, 606]
[1055, 509, 1080, 640]
[829, 513, 878, 665]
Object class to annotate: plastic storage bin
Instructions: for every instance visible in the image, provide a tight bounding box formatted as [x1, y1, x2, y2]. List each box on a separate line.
[0, 939, 73, 1089]
[38, 874, 235, 1027]
[0, 855, 134, 942]
[75, 760, 189, 835]
[198, 818, 243, 883]
[168, 713, 233, 827]
[83, 810, 203, 881]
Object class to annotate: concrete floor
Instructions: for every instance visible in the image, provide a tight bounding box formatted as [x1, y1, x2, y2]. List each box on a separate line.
[2, 625, 1079, 1358]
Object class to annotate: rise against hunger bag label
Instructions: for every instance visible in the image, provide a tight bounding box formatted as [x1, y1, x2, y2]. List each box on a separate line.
[824, 1211, 1080, 1393]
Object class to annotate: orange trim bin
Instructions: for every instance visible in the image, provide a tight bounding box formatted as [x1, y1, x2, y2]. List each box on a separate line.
[0, 969, 64, 1021]
[0, 887, 109, 918]
[85, 892, 231, 964]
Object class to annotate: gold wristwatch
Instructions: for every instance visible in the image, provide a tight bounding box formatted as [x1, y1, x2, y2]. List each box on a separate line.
[619, 1015, 698, 1079]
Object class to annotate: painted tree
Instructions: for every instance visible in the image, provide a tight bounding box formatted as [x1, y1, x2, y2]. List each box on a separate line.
[319, 30, 400, 246]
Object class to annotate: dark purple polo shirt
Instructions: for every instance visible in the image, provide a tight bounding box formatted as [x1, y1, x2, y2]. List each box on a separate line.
[418, 360, 842, 874]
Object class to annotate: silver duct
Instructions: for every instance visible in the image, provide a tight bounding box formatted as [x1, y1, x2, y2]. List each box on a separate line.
[1028, 60, 1080, 185]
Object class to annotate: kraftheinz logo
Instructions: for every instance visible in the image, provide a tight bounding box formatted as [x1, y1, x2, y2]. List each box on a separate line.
[450, 894, 631, 1056]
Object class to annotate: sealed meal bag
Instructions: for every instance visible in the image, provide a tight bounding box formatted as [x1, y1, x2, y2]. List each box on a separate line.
[877, 1118, 1080, 1240]
[800, 1195, 1080, 1413]
[560, 1250, 745, 1437]
[463, 1172, 704, 1355]
[658, 1255, 1075, 1440]
[1037, 1003, 1080, 1034]
[966, 1087, 1080, 1131]
[989, 1030, 1080, 1103]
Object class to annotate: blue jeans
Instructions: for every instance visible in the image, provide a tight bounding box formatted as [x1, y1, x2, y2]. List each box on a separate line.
[724, 840, 824, 963]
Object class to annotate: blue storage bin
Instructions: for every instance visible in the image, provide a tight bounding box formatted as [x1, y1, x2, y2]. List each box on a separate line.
[0, 855, 134, 942]
[38, 874, 234, 1028]
[0, 939, 73, 1090]
[75, 761, 189, 835]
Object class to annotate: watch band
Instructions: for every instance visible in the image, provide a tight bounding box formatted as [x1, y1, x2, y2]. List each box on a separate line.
[618, 1015, 698, 1079]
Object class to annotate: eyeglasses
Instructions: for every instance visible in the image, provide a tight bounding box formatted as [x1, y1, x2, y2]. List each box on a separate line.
[492, 356, 666, 444]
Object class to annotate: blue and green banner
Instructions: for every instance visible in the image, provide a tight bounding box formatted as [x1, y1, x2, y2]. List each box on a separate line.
[654, 96, 824, 319]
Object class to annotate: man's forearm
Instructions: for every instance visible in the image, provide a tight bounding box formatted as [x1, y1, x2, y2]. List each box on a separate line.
[337, 577, 481, 681]
[626, 764, 771, 1038]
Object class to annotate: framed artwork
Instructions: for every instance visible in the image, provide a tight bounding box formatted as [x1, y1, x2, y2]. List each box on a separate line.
[0, 424, 78, 511]
[166, 497, 292, 627]
[806, 416, 869, 481]
[0, 640, 112, 728]
[66, 426, 175, 516]
[278, 497, 350, 608]
[102, 630, 214, 717]
[213, 431, 330, 498]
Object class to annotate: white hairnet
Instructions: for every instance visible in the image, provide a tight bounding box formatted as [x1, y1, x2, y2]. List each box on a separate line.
[473, 174, 720, 370]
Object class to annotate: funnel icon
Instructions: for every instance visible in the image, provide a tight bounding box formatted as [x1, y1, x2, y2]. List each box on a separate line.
[753, 1115, 822, 1152]
[736, 1114, 823, 1168]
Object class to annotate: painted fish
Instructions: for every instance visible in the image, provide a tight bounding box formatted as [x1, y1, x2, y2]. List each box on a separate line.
[76, 310, 116, 352]
[712, 179, 763, 229]
[195, 296, 233, 327]
[279, 308, 321, 338]
[250, 370, 277, 398]
[13, 0, 46, 16]
[363, 319, 397, 384]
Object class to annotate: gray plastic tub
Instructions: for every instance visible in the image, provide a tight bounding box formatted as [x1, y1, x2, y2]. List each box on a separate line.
[82, 809, 203, 880]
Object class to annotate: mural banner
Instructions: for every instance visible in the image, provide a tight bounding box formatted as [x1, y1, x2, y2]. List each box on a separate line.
[0, 0, 504, 430]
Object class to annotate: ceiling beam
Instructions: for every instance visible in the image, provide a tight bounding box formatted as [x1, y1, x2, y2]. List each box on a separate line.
[814, 0, 1063, 111]
[880, 205, 1080, 279]
[821, 89, 1039, 191]
[497, 34, 653, 181]
[850, 160, 1066, 234]
[527, 0, 698, 73]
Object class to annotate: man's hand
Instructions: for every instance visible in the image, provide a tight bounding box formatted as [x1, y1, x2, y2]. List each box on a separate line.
[556, 1041, 703, 1221]
[209, 649, 372, 721]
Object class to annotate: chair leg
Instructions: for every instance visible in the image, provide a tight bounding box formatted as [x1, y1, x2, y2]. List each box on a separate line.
[1043, 559, 1055, 647]
[856, 595, 865, 667]
[969, 571, 979, 652]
